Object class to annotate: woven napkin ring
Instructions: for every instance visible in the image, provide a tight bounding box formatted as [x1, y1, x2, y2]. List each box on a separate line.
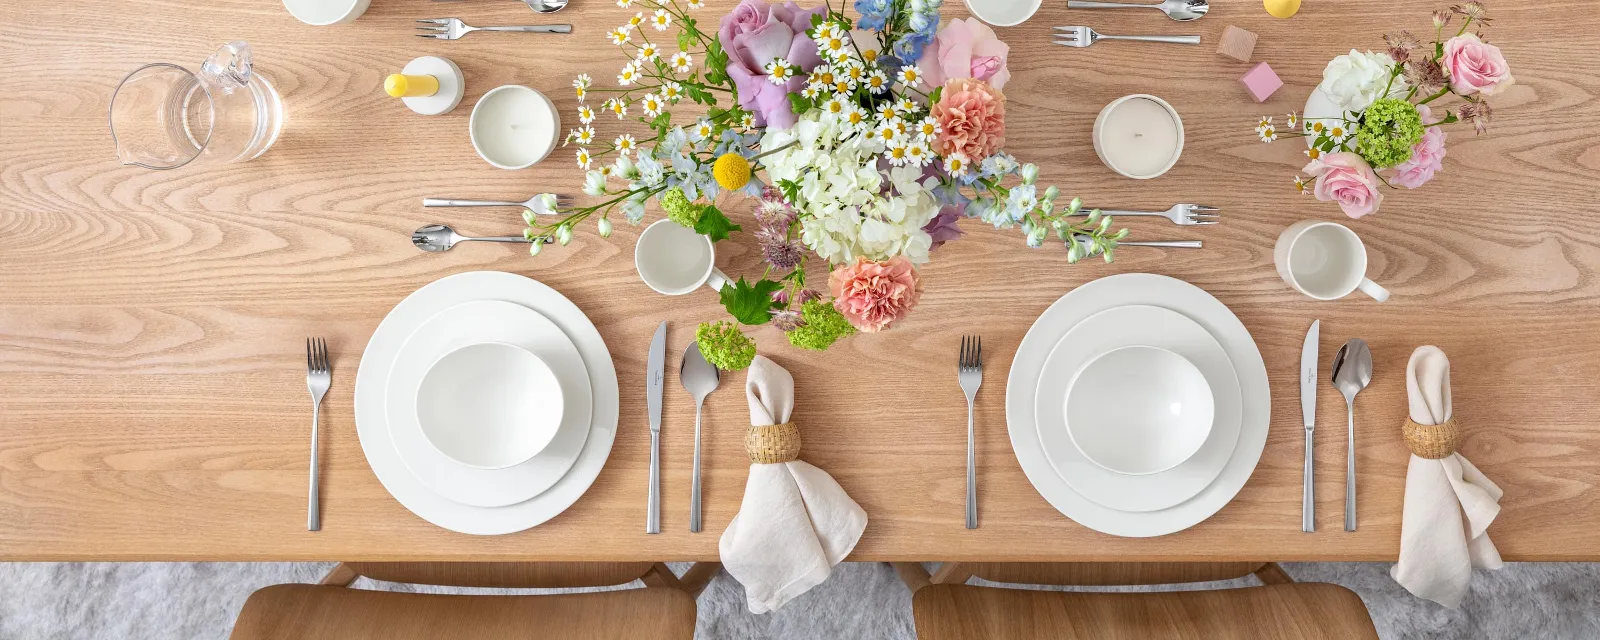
[746, 422, 801, 464]
[1402, 417, 1462, 459]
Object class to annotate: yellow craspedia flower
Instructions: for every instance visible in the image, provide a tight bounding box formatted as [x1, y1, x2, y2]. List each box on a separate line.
[713, 153, 751, 191]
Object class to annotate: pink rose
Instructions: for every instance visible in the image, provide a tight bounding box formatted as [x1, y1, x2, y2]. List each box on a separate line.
[930, 78, 1006, 162]
[1304, 152, 1384, 218]
[718, 0, 827, 129]
[1443, 34, 1514, 96]
[916, 18, 1012, 90]
[829, 257, 922, 333]
[1390, 105, 1448, 189]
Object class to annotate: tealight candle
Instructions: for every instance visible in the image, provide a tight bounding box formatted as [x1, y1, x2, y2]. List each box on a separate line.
[1093, 95, 1185, 180]
[470, 85, 559, 170]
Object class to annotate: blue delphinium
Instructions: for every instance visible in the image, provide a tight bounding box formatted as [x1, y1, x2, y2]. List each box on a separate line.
[854, 0, 892, 30]
[890, 0, 943, 63]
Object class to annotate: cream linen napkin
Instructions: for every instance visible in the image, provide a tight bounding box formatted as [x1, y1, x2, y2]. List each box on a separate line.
[1391, 346, 1504, 608]
[718, 356, 867, 614]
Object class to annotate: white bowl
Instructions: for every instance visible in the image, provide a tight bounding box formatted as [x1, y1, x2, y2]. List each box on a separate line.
[965, 0, 1042, 27]
[282, 0, 369, 26]
[416, 342, 564, 470]
[470, 85, 560, 170]
[1065, 345, 1214, 476]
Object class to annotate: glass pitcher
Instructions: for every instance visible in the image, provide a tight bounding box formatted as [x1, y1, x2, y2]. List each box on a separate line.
[109, 41, 283, 170]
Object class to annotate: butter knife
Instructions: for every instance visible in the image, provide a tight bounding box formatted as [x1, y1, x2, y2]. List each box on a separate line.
[646, 321, 667, 534]
[1301, 320, 1320, 533]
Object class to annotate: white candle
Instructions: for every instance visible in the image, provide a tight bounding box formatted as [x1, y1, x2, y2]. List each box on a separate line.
[470, 85, 559, 170]
[1093, 95, 1184, 180]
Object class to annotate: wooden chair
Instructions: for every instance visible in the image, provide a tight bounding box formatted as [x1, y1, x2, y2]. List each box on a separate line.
[892, 562, 1379, 640]
[229, 562, 721, 640]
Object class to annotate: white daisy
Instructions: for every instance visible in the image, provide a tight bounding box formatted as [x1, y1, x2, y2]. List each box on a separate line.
[818, 34, 849, 60]
[636, 42, 660, 62]
[885, 143, 909, 167]
[671, 51, 693, 74]
[617, 62, 640, 86]
[608, 28, 631, 46]
[692, 119, 715, 141]
[740, 113, 755, 129]
[651, 9, 672, 31]
[865, 70, 889, 94]
[661, 82, 684, 103]
[1258, 124, 1278, 143]
[801, 85, 822, 99]
[813, 22, 838, 42]
[574, 85, 587, 102]
[875, 120, 902, 145]
[833, 80, 854, 95]
[944, 152, 972, 176]
[574, 125, 596, 145]
[627, 12, 645, 29]
[905, 141, 930, 167]
[896, 98, 918, 114]
[841, 105, 868, 131]
[616, 0, 634, 7]
[576, 148, 593, 169]
[573, 74, 592, 90]
[578, 105, 595, 124]
[614, 133, 638, 156]
[640, 93, 664, 118]
[823, 97, 846, 116]
[607, 98, 628, 119]
[875, 102, 898, 121]
[897, 65, 923, 87]
[765, 58, 795, 85]
[686, 0, 705, 8]
[914, 117, 940, 141]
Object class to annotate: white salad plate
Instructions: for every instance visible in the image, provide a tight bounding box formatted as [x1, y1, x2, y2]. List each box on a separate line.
[1065, 345, 1215, 476]
[1011, 275, 1269, 537]
[356, 272, 617, 535]
[416, 341, 565, 470]
[388, 300, 592, 508]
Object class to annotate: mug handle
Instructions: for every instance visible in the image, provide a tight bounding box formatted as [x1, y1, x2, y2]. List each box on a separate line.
[1358, 278, 1391, 302]
[705, 268, 731, 293]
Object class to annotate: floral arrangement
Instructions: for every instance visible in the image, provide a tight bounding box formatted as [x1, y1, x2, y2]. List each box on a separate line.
[1255, 2, 1513, 219]
[522, 0, 1125, 370]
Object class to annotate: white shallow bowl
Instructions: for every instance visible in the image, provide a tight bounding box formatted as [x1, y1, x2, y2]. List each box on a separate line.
[965, 0, 1042, 27]
[470, 85, 560, 170]
[282, 0, 369, 25]
[1066, 345, 1214, 476]
[416, 342, 564, 469]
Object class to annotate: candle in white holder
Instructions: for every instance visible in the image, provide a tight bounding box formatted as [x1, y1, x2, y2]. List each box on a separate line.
[470, 85, 559, 170]
[1093, 95, 1184, 180]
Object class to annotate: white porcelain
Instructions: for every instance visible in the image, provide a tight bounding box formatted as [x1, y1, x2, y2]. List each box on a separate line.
[634, 219, 729, 295]
[1093, 95, 1184, 180]
[282, 0, 369, 25]
[1302, 87, 1343, 150]
[1066, 346, 1214, 476]
[470, 85, 559, 170]
[1008, 274, 1270, 537]
[355, 272, 618, 535]
[417, 342, 562, 469]
[1274, 220, 1391, 302]
[1034, 304, 1242, 513]
[965, 0, 1042, 27]
[400, 56, 465, 116]
[388, 300, 591, 508]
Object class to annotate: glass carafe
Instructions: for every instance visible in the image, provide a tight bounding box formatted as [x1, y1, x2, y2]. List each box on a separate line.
[109, 41, 283, 170]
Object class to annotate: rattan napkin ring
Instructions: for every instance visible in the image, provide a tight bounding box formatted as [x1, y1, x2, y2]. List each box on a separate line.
[746, 422, 801, 464]
[1402, 417, 1461, 459]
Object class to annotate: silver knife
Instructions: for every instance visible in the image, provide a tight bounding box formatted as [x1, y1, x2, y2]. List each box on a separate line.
[1301, 320, 1320, 533]
[646, 321, 667, 534]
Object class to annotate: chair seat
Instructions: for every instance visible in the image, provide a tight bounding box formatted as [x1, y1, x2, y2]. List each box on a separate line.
[229, 584, 696, 640]
[912, 583, 1379, 640]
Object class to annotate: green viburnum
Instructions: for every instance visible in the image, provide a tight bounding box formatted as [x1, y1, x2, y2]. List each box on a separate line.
[696, 321, 757, 371]
[659, 188, 703, 230]
[1356, 98, 1424, 169]
[786, 300, 856, 351]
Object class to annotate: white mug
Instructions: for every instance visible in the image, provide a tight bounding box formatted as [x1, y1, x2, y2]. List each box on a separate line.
[1274, 220, 1391, 302]
[634, 219, 729, 296]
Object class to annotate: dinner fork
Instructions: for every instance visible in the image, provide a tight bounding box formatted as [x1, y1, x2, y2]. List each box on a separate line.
[1088, 204, 1219, 226]
[1053, 26, 1201, 47]
[305, 338, 331, 532]
[423, 194, 574, 209]
[417, 18, 573, 39]
[958, 336, 983, 530]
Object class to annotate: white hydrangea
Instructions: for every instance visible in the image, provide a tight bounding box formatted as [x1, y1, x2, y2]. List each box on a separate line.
[1317, 49, 1409, 113]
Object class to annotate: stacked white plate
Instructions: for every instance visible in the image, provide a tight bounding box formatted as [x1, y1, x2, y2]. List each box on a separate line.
[354, 271, 619, 535]
[1007, 273, 1271, 537]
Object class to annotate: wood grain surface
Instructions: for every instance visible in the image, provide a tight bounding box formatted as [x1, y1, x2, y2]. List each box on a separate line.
[2, 0, 1597, 562]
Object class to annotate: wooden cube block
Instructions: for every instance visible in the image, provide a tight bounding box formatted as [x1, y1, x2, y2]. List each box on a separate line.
[1217, 25, 1258, 62]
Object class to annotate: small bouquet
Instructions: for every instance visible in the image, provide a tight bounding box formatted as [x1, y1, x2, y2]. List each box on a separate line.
[525, 0, 1125, 370]
[1255, 2, 1513, 219]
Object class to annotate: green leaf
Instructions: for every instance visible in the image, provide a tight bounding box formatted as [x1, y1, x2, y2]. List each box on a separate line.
[927, 87, 943, 105]
[720, 278, 783, 326]
[679, 31, 694, 51]
[788, 93, 815, 115]
[694, 205, 741, 243]
[777, 179, 802, 204]
[811, 13, 825, 28]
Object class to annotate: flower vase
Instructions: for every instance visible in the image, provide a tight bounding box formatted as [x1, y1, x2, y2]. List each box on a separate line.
[1301, 88, 1341, 150]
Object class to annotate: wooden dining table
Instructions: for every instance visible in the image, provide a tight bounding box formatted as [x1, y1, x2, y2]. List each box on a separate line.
[2, 0, 1597, 564]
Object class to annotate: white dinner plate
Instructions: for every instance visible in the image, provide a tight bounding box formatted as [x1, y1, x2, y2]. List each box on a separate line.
[356, 271, 618, 535]
[387, 300, 592, 508]
[1036, 304, 1242, 512]
[1009, 274, 1270, 537]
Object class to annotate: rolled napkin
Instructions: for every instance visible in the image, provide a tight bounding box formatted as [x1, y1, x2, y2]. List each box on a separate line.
[1391, 346, 1504, 608]
[719, 356, 867, 614]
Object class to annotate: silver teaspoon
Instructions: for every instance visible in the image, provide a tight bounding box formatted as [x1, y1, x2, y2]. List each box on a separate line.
[523, 0, 569, 13]
[1066, 0, 1209, 21]
[411, 224, 532, 252]
[680, 342, 721, 533]
[1331, 339, 1373, 532]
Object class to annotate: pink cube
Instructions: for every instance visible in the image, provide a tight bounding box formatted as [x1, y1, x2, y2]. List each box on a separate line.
[1240, 62, 1283, 103]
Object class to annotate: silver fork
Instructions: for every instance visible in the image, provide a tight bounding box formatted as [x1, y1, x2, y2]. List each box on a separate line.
[958, 336, 983, 530]
[423, 194, 574, 209]
[1088, 204, 1219, 226]
[305, 338, 330, 532]
[417, 18, 572, 39]
[1053, 26, 1201, 47]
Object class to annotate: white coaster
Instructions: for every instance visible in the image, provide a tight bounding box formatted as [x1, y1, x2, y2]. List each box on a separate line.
[401, 56, 465, 116]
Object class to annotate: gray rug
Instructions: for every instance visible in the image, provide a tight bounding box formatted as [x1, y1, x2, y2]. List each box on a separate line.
[1, 562, 1596, 639]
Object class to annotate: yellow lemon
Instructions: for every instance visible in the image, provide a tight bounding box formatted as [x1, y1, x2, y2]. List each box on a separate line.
[1264, 0, 1301, 18]
[713, 153, 751, 191]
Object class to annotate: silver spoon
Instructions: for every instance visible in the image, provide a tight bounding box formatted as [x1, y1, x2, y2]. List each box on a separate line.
[1331, 339, 1373, 533]
[523, 0, 569, 13]
[1066, 0, 1210, 21]
[411, 224, 532, 252]
[681, 342, 721, 533]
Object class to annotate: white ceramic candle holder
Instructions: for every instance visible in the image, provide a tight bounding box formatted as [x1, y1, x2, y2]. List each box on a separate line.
[1093, 94, 1185, 180]
[400, 56, 465, 116]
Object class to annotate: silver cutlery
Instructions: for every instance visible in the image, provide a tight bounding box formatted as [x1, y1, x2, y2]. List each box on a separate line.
[1300, 320, 1320, 533]
[1332, 339, 1373, 532]
[645, 321, 667, 534]
[1066, 0, 1209, 21]
[412, 224, 535, 252]
[1074, 237, 1204, 250]
[681, 342, 721, 534]
[417, 18, 573, 40]
[958, 336, 983, 529]
[305, 338, 331, 532]
[1088, 204, 1218, 226]
[1053, 26, 1201, 47]
[423, 195, 574, 209]
[524, 0, 570, 12]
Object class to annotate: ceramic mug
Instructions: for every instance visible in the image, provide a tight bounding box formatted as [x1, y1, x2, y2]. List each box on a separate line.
[1274, 220, 1391, 302]
[634, 219, 730, 296]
